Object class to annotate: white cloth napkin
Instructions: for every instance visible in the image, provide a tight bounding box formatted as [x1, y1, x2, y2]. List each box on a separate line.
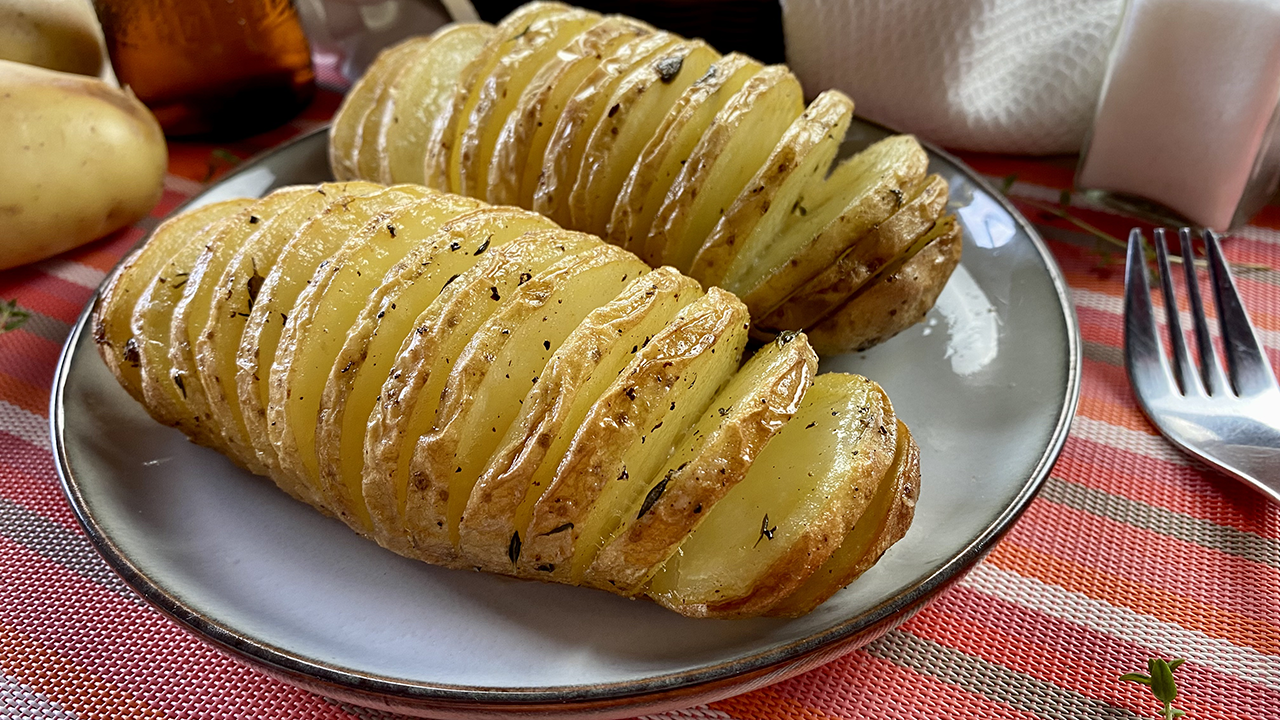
[782, 0, 1126, 154]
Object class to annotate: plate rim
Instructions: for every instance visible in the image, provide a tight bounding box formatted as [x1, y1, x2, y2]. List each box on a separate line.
[51, 123, 1082, 712]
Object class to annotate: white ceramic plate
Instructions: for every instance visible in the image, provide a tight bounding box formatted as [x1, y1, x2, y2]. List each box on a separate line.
[53, 123, 1080, 719]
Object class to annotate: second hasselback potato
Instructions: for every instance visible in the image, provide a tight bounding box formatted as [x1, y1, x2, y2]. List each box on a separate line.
[92, 182, 920, 618]
[329, 1, 962, 354]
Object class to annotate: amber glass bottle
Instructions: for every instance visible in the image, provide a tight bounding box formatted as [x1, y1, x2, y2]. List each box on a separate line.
[94, 0, 315, 138]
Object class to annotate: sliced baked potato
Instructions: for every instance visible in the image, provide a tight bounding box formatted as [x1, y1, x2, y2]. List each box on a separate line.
[94, 199, 248, 406]
[518, 287, 749, 583]
[584, 331, 817, 594]
[806, 215, 963, 354]
[407, 243, 649, 563]
[459, 266, 702, 572]
[363, 230, 596, 558]
[488, 16, 652, 206]
[96, 181, 923, 618]
[319, 206, 559, 531]
[645, 373, 899, 618]
[567, 39, 719, 236]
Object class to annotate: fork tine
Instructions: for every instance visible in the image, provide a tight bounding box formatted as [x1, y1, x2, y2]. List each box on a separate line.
[1203, 229, 1279, 396]
[1125, 229, 1176, 397]
[1154, 229, 1200, 395]
[1179, 228, 1229, 396]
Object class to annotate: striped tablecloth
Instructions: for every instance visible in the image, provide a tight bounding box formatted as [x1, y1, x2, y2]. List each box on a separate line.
[1, 90, 1277, 719]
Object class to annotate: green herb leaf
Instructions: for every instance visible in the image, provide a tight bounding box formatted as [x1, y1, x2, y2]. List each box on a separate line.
[999, 173, 1018, 195]
[0, 298, 31, 334]
[1148, 658, 1178, 706]
[1122, 658, 1186, 720]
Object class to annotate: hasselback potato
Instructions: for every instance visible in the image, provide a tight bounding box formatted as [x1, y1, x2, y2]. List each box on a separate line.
[92, 183, 920, 618]
[329, 1, 962, 354]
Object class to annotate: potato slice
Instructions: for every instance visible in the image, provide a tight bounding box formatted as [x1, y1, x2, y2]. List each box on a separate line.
[460, 267, 702, 573]
[330, 39, 429, 181]
[237, 185, 431, 501]
[518, 288, 749, 583]
[268, 193, 484, 504]
[356, 37, 436, 183]
[489, 17, 652, 207]
[456, 9, 600, 200]
[585, 331, 817, 594]
[607, 53, 761, 257]
[567, 39, 720, 237]
[531, 31, 680, 226]
[689, 90, 853, 290]
[424, 1, 575, 191]
[731, 135, 929, 318]
[363, 230, 596, 560]
[805, 216, 962, 354]
[646, 65, 804, 273]
[132, 206, 253, 444]
[320, 207, 559, 532]
[645, 373, 899, 619]
[93, 199, 246, 405]
[170, 186, 313, 471]
[382, 23, 496, 185]
[195, 182, 381, 480]
[753, 175, 949, 334]
[766, 419, 920, 617]
[406, 244, 650, 563]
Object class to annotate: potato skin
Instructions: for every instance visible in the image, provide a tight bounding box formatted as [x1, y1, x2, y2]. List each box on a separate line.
[0, 60, 166, 270]
[0, 0, 104, 77]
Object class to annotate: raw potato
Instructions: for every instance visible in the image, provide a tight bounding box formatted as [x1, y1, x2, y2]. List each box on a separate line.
[324, 2, 962, 354]
[94, 183, 920, 618]
[0, 0, 105, 76]
[0, 60, 165, 271]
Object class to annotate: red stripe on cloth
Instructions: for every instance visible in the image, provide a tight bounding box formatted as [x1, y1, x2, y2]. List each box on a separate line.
[949, 152, 1079, 190]
[1052, 450, 1280, 541]
[0, 275, 88, 323]
[0, 619, 167, 720]
[0, 371, 53, 417]
[0, 536, 360, 720]
[986, 541, 1280, 656]
[0, 435, 80, 531]
[1013, 500, 1280, 630]
[715, 650, 1044, 720]
[63, 227, 147, 275]
[917, 584, 1280, 720]
[1060, 431, 1278, 533]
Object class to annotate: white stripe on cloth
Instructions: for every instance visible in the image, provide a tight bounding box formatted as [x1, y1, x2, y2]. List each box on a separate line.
[0, 401, 50, 452]
[1073, 286, 1280, 353]
[1070, 415, 1189, 467]
[0, 671, 79, 720]
[963, 562, 1280, 688]
[33, 258, 106, 291]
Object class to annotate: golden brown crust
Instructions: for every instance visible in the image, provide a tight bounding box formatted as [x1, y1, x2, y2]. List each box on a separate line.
[753, 174, 949, 334]
[517, 288, 749, 583]
[805, 217, 962, 355]
[585, 333, 818, 594]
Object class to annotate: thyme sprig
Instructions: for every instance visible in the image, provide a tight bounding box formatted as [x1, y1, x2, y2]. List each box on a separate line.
[1121, 658, 1187, 719]
[0, 298, 30, 335]
[999, 175, 1272, 273]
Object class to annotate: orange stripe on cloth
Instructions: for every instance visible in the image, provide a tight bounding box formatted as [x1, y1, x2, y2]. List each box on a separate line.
[0, 620, 166, 720]
[0, 368, 54, 418]
[986, 540, 1280, 656]
[1011, 500, 1280, 628]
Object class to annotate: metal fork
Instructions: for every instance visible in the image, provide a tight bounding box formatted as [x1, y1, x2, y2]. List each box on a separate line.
[1125, 227, 1280, 502]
